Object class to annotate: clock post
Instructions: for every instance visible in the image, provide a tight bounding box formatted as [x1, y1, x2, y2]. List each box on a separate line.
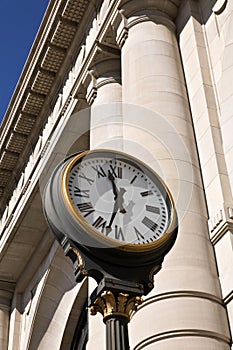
[43, 149, 178, 350]
[62, 236, 161, 350]
[89, 279, 144, 350]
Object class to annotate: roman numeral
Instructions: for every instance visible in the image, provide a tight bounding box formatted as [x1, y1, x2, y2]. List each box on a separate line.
[108, 165, 122, 178]
[79, 172, 94, 185]
[92, 165, 106, 178]
[114, 225, 125, 241]
[77, 202, 95, 218]
[93, 216, 107, 232]
[142, 217, 158, 232]
[134, 226, 144, 241]
[118, 167, 123, 179]
[146, 205, 160, 214]
[74, 187, 90, 198]
[140, 190, 154, 197]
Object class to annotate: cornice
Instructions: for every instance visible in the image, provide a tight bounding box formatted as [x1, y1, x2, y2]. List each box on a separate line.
[0, 0, 123, 229]
[0, 0, 93, 214]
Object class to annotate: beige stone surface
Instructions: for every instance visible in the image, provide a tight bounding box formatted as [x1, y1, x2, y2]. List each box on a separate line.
[121, 3, 231, 349]
[0, 0, 233, 349]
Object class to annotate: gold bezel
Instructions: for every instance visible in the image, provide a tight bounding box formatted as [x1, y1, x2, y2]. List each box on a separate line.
[61, 149, 177, 253]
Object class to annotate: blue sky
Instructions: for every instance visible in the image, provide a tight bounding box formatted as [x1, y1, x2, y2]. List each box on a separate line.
[0, 0, 50, 123]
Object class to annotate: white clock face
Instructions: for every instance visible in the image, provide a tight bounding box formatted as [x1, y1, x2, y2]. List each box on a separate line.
[64, 151, 172, 246]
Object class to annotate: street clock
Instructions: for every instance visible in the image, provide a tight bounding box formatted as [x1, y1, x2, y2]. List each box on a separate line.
[43, 150, 178, 294]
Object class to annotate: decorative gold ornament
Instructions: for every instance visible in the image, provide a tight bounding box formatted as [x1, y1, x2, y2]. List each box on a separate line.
[90, 290, 143, 322]
[69, 247, 88, 276]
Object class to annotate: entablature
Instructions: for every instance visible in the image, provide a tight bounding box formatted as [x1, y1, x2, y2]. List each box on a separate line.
[0, 0, 99, 214]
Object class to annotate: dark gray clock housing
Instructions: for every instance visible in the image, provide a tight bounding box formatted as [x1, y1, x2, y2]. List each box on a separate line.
[43, 150, 178, 294]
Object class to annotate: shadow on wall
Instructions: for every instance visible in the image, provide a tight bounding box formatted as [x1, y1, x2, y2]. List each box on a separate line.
[24, 246, 88, 349]
[176, 0, 221, 33]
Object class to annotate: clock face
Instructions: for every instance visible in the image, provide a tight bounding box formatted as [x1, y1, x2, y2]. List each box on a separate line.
[62, 150, 174, 247]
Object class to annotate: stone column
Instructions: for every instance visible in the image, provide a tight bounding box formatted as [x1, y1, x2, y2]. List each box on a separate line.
[85, 53, 122, 150]
[85, 50, 123, 350]
[117, 1, 230, 349]
[0, 288, 13, 350]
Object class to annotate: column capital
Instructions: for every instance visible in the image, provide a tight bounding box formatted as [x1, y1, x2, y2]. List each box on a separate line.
[116, 1, 178, 47]
[118, 0, 181, 21]
[90, 290, 143, 322]
[84, 57, 121, 105]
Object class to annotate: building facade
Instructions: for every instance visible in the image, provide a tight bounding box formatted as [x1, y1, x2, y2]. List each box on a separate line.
[0, 0, 233, 349]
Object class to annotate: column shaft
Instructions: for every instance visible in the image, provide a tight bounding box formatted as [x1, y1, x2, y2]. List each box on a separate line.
[88, 58, 123, 151]
[0, 290, 12, 350]
[106, 317, 129, 350]
[120, 6, 230, 350]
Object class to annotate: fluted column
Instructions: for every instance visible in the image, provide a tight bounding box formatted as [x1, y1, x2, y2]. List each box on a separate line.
[86, 56, 123, 151]
[117, 1, 231, 349]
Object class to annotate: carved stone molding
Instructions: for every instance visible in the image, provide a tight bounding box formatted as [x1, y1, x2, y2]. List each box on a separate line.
[118, 0, 181, 21]
[90, 290, 143, 322]
[0, 0, 122, 220]
[89, 57, 121, 80]
[99, 24, 119, 49]
[85, 70, 98, 105]
[84, 56, 121, 105]
[208, 204, 233, 244]
[116, 3, 176, 48]
[116, 10, 129, 48]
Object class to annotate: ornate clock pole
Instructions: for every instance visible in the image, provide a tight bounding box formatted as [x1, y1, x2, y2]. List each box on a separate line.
[43, 149, 178, 349]
[90, 287, 143, 349]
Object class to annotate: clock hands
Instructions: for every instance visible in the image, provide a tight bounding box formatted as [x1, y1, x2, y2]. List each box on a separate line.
[106, 172, 126, 233]
[108, 171, 118, 200]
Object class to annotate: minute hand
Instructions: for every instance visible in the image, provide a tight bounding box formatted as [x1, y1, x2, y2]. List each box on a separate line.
[108, 172, 118, 199]
[106, 173, 126, 233]
[108, 172, 126, 213]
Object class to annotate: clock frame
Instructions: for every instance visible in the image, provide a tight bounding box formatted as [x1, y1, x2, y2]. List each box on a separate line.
[60, 149, 177, 255]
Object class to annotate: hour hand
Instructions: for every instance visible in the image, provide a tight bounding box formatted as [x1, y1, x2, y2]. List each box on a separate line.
[106, 207, 118, 234]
